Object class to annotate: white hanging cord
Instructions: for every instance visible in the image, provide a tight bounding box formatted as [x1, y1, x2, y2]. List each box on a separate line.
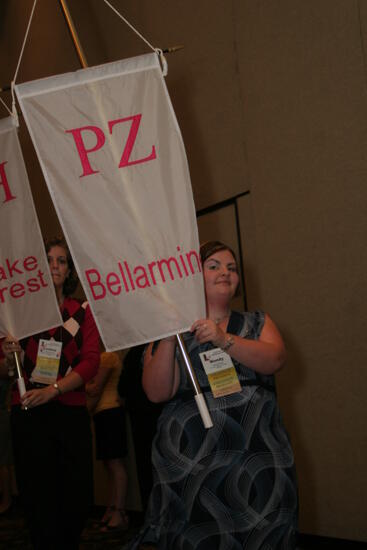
[101, 0, 168, 75]
[10, 0, 38, 126]
[12, 0, 38, 85]
[102, 0, 156, 52]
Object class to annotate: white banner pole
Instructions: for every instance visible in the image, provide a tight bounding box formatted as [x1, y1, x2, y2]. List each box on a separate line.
[13, 351, 27, 409]
[176, 334, 213, 429]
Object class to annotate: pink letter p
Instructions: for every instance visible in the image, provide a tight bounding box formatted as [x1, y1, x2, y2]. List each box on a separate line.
[66, 126, 106, 177]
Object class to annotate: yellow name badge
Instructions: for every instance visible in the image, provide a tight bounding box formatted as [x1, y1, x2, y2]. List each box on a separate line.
[199, 348, 241, 398]
[30, 339, 62, 385]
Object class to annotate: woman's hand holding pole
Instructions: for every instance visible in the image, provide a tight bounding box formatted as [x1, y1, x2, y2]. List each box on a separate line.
[1, 338, 27, 403]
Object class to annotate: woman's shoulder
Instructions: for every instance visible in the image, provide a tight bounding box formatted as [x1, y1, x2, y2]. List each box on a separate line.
[100, 351, 120, 370]
[230, 309, 265, 339]
[61, 296, 76, 309]
[62, 297, 89, 316]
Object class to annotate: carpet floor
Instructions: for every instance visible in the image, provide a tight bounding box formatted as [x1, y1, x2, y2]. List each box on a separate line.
[0, 502, 366, 549]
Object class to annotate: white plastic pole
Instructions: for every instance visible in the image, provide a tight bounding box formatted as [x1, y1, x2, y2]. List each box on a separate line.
[176, 334, 213, 429]
[13, 351, 27, 408]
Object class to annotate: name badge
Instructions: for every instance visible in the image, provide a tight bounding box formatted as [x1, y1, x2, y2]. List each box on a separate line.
[31, 339, 62, 385]
[199, 348, 241, 398]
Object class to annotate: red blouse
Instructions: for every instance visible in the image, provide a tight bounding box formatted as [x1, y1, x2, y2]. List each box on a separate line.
[2, 298, 100, 407]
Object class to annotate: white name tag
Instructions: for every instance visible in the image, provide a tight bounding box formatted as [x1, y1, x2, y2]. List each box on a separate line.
[30, 339, 62, 385]
[199, 347, 241, 398]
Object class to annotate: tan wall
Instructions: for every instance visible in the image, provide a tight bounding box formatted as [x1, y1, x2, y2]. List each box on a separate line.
[1, 0, 366, 541]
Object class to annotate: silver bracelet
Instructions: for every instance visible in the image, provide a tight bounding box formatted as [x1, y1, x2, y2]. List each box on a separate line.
[222, 335, 235, 351]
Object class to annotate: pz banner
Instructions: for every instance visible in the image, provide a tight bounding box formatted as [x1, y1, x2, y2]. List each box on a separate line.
[0, 116, 62, 339]
[16, 53, 206, 350]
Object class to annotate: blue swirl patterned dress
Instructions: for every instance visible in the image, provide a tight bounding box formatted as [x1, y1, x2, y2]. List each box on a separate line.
[127, 311, 298, 550]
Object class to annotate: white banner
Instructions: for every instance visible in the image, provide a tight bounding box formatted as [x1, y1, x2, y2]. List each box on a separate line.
[16, 53, 206, 351]
[0, 116, 62, 339]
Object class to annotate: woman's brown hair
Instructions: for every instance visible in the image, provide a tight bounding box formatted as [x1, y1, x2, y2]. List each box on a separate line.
[200, 240, 238, 265]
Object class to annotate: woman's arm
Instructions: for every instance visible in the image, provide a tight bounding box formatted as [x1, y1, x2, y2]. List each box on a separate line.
[72, 304, 100, 383]
[0, 352, 9, 380]
[0, 359, 8, 379]
[0, 343, 7, 379]
[86, 364, 112, 413]
[17, 304, 100, 409]
[0, 337, 21, 379]
[86, 366, 112, 398]
[21, 370, 86, 408]
[191, 314, 286, 375]
[0, 335, 89, 407]
[142, 338, 180, 403]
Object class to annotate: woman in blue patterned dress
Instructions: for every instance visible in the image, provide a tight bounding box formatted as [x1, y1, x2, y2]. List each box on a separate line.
[129, 241, 298, 550]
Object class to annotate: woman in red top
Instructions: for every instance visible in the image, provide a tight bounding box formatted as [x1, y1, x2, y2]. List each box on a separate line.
[0, 237, 100, 550]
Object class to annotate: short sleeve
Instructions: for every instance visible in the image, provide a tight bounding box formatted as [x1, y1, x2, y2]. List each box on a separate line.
[243, 310, 265, 340]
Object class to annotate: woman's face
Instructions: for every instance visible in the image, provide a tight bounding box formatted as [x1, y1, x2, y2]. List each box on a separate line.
[203, 249, 239, 303]
[47, 245, 70, 291]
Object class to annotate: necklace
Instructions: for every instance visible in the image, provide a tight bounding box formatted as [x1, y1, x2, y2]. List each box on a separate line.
[214, 312, 230, 325]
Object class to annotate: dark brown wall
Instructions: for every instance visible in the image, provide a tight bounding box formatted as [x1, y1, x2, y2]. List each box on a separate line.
[1, 0, 366, 540]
